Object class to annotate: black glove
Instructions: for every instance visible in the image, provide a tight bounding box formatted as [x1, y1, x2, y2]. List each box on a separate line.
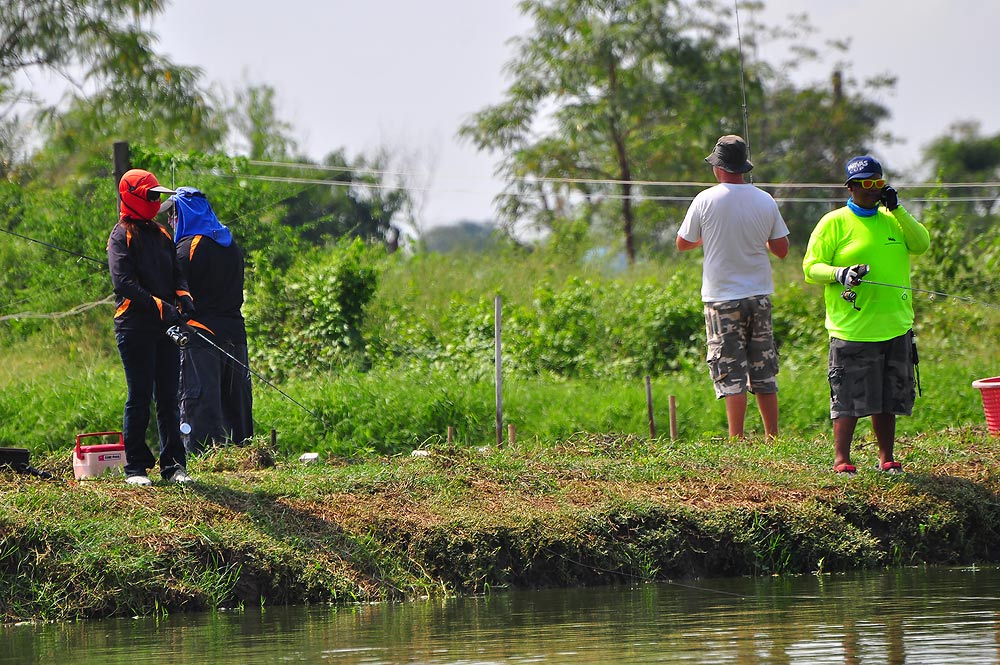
[835, 264, 869, 287]
[177, 294, 196, 321]
[880, 185, 899, 211]
[155, 298, 181, 325]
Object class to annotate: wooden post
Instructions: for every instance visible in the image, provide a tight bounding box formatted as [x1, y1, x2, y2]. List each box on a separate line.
[495, 295, 503, 448]
[669, 395, 678, 441]
[447, 426, 455, 444]
[112, 141, 130, 215]
[645, 375, 656, 439]
[507, 423, 516, 447]
[270, 428, 277, 448]
[112, 141, 131, 185]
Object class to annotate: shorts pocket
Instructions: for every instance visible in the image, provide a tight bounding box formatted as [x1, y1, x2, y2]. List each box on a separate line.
[706, 339, 726, 382]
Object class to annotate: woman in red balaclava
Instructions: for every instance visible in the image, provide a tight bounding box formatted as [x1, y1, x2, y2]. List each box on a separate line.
[107, 169, 196, 485]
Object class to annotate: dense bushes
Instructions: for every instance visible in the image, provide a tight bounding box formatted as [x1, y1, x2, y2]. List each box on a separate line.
[244, 238, 382, 378]
[259, 248, 709, 382]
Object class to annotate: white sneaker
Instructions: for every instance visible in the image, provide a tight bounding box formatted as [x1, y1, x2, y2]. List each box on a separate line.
[169, 468, 194, 484]
[126, 474, 153, 486]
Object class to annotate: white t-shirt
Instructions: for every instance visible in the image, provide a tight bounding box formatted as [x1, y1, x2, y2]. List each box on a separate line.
[677, 183, 789, 302]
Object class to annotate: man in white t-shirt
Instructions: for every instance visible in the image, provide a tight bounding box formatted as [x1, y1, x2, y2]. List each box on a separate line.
[677, 135, 790, 438]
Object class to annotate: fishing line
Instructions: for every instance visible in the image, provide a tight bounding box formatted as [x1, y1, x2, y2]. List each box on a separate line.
[859, 279, 1000, 311]
[1, 271, 107, 314]
[0, 226, 106, 267]
[176, 323, 331, 431]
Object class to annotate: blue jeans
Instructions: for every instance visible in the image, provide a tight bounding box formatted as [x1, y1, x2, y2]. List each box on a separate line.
[116, 330, 185, 479]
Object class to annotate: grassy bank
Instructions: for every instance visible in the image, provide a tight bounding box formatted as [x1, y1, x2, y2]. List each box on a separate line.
[2, 429, 999, 623]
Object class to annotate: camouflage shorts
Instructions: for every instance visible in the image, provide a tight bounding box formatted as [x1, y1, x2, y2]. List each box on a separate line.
[703, 296, 779, 398]
[828, 331, 915, 419]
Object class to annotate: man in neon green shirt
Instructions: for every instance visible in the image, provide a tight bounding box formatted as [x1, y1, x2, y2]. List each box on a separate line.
[802, 155, 929, 475]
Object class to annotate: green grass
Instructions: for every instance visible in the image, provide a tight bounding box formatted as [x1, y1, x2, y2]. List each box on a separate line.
[2, 247, 998, 457]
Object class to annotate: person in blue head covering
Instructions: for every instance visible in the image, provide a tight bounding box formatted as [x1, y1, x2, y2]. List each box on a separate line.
[167, 187, 254, 453]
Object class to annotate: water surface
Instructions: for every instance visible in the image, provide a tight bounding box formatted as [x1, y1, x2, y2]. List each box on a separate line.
[5, 566, 1000, 664]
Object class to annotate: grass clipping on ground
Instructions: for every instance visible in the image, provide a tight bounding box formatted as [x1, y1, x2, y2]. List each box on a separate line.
[1, 428, 999, 622]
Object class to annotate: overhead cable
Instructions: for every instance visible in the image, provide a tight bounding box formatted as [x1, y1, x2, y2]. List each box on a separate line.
[203, 172, 1000, 205]
[240, 159, 1000, 191]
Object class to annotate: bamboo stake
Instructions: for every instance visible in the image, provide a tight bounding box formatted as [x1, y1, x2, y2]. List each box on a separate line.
[495, 295, 503, 448]
[669, 395, 678, 441]
[645, 375, 656, 439]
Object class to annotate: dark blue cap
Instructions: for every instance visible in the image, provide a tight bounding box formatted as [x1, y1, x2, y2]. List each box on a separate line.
[844, 155, 883, 184]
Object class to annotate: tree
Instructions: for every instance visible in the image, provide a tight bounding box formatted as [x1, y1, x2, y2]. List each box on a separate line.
[0, 1, 164, 83]
[270, 150, 408, 245]
[0, 0, 224, 178]
[751, 66, 895, 238]
[923, 121, 1000, 219]
[459, 0, 752, 264]
[229, 84, 297, 160]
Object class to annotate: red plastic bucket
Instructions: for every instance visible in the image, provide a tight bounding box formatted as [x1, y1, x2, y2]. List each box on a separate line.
[972, 377, 1000, 435]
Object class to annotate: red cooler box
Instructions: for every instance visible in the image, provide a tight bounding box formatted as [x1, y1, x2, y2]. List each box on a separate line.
[73, 431, 125, 480]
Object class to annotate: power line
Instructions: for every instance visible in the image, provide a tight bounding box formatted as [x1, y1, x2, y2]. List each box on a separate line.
[200, 172, 1000, 206]
[239, 158, 1000, 191]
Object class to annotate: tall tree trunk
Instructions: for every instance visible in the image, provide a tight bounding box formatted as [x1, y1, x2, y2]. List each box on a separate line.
[613, 129, 635, 265]
[607, 59, 635, 265]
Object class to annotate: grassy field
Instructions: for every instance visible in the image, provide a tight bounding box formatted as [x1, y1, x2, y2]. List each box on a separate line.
[2, 248, 999, 458]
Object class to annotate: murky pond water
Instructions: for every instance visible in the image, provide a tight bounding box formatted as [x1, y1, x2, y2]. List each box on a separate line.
[5, 566, 1000, 663]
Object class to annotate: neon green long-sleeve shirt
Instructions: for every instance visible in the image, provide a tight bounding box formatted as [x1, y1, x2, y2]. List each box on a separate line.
[802, 205, 929, 342]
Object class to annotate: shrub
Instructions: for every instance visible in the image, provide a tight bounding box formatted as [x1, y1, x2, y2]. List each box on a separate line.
[245, 238, 383, 378]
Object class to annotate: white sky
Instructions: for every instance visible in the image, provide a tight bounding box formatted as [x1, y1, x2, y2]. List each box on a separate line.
[153, 0, 1000, 227]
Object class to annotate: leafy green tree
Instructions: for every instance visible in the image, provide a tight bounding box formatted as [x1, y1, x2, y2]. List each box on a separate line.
[229, 84, 297, 160]
[923, 121, 1000, 220]
[752, 66, 895, 238]
[0, 1, 164, 83]
[262, 150, 409, 245]
[459, 0, 752, 264]
[1, 0, 224, 178]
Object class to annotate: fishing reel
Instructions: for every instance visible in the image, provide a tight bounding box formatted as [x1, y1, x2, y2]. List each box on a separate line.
[840, 264, 870, 311]
[841, 289, 861, 311]
[166, 325, 190, 347]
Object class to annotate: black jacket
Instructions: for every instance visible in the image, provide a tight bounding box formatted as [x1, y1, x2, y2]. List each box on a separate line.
[107, 218, 190, 332]
[176, 235, 247, 343]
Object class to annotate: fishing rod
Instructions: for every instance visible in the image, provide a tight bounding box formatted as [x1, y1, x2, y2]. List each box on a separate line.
[167, 323, 331, 430]
[733, 0, 753, 183]
[734, 1, 751, 157]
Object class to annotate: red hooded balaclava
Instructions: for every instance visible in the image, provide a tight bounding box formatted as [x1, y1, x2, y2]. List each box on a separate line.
[118, 169, 175, 221]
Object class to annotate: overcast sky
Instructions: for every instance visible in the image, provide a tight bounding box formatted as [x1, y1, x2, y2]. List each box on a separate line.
[153, 0, 1000, 227]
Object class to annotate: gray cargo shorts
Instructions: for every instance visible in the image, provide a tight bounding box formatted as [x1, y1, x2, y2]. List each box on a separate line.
[828, 330, 915, 419]
[704, 295, 779, 399]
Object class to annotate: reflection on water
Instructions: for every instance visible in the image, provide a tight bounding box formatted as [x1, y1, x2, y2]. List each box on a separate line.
[4, 566, 1000, 664]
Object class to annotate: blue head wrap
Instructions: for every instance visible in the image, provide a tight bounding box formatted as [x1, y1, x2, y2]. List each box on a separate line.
[169, 186, 233, 246]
